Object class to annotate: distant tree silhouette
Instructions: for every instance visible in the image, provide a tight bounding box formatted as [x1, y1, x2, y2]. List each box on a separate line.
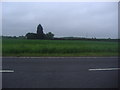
[37, 24, 44, 35]
[46, 32, 54, 39]
[26, 33, 37, 39]
[26, 24, 54, 39]
[36, 24, 45, 39]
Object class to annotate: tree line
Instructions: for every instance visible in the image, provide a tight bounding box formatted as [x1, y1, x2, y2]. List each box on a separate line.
[2, 24, 118, 41]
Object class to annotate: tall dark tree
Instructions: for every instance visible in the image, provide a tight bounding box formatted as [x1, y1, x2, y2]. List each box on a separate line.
[37, 24, 43, 35]
[36, 24, 45, 39]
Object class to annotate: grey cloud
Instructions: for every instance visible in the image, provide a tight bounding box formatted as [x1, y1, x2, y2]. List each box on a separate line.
[2, 2, 118, 38]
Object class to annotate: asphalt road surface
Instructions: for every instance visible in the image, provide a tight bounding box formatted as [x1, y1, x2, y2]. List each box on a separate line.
[2, 57, 119, 88]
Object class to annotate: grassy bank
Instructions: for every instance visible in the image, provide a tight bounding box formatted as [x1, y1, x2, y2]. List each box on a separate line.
[2, 38, 118, 57]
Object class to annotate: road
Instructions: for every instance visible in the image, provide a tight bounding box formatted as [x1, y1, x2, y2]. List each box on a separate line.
[2, 57, 119, 88]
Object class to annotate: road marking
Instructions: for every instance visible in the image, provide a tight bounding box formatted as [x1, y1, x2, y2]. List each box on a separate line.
[1, 56, 119, 59]
[0, 70, 14, 73]
[89, 68, 120, 71]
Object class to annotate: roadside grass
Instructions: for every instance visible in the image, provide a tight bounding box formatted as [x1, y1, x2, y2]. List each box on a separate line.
[2, 38, 118, 57]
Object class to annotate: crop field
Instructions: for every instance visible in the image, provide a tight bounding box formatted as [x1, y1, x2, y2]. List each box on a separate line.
[2, 38, 118, 56]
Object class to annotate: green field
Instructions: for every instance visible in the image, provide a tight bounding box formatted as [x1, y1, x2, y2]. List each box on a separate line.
[2, 38, 118, 57]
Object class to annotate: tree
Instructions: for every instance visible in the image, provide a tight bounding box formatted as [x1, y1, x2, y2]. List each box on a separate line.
[45, 32, 54, 39]
[26, 24, 55, 40]
[37, 24, 44, 35]
[36, 24, 45, 39]
[25, 33, 37, 39]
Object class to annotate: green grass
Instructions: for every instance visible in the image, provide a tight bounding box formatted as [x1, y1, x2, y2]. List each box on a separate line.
[2, 38, 118, 57]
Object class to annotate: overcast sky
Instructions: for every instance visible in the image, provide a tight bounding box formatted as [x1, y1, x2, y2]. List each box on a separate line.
[2, 2, 118, 38]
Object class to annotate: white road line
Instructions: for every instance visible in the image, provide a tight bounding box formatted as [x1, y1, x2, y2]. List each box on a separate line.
[89, 68, 120, 71]
[1, 56, 119, 59]
[0, 70, 14, 73]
